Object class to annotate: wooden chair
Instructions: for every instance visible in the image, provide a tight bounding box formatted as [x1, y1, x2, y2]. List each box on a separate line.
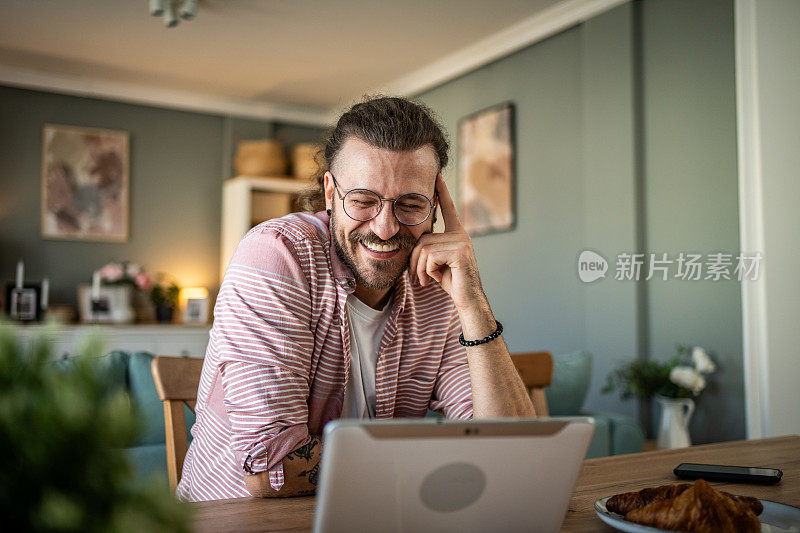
[510, 351, 554, 417]
[151, 356, 204, 492]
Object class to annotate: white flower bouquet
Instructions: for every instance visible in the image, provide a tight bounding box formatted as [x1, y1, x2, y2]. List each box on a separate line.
[603, 345, 716, 400]
[668, 347, 716, 396]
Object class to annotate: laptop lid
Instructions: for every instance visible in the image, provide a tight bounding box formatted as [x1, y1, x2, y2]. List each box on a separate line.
[313, 417, 594, 533]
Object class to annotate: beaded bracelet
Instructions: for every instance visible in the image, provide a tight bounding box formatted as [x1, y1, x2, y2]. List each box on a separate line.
[458, 321, 503, 347]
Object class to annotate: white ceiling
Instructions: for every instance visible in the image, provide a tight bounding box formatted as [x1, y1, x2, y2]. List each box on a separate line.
[0, 0, 621, 123]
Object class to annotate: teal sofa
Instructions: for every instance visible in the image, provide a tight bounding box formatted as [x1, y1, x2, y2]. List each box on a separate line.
[545, 351, 645, 458]
[54, 351, 194, 489]
[58, 349, 640, 485]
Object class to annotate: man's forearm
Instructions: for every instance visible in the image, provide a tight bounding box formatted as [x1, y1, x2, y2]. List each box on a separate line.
[244, 436, 322, 497]
[459, 297, 535, 418]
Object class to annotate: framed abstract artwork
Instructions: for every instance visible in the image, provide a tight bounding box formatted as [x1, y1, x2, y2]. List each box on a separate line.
[457, 102, 516, 236]
[41, 124, 130, 242]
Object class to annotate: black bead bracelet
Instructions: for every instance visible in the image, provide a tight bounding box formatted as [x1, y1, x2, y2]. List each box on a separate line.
[458, 321, 503, 347]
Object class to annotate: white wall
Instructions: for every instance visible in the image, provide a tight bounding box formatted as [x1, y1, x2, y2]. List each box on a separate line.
[736, 0, 800, 438]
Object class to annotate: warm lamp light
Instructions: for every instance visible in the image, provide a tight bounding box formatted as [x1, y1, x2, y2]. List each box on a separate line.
[180, 287, 209, 304]
[179, 287, 210, 325]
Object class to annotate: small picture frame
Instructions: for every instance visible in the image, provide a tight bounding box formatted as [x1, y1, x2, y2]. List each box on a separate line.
[5, 283, 41, 321]
[77, 284, 134, 324]
[182, 297, 209, 325]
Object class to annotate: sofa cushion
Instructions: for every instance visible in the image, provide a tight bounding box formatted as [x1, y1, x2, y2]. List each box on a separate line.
[544, 351, 592, 415]
[51, 350, 129, 394]
[584, 410, 646, 456]
[582, 414, 610, 459]
[128, 351, 196, 447]
[95, 350, 130, 390]
[123, 444, 169, 489]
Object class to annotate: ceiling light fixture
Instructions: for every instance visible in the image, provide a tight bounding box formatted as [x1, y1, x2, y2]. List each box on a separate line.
[149, 0, 198, 28]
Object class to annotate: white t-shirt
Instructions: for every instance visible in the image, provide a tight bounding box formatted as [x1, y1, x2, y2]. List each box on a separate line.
[340, 294, 392, 419]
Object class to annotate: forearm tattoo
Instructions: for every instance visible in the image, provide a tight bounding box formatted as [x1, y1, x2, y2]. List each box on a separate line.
[284, 438, 321, 487]
[298, 463, 320, 486]
[285, 439, 319, 462]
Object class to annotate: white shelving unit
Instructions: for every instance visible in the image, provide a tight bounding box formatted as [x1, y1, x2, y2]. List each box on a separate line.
[10, 324, 210, 359]
[220, 175, 311, 281]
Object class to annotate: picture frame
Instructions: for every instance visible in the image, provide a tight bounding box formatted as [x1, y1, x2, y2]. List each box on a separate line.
[457, 102, 516, 236]
[41, 124, 130, 242]
[182, 297, 209, 325]
[4, 283, 41, 322]
[77, 284, 135, 324]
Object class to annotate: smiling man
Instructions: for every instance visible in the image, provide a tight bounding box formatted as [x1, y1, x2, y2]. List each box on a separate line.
[177, 97, 534, 502]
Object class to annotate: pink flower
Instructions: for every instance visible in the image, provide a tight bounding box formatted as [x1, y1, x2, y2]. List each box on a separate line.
[134, 272, 153, 291]
[99, 262, 124, 282]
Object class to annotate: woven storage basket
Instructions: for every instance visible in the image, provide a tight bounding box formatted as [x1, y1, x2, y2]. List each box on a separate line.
[291, 143, 322, 181]
[234, 140, 287, 176]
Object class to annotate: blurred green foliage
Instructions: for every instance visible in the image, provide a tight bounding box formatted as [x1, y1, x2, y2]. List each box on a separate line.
[602, 345, 693, 401]
[150, 283, 180, 309]
[0, 324, 188, 532]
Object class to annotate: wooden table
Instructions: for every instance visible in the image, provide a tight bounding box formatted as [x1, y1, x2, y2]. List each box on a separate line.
[191, 435, 800, 532]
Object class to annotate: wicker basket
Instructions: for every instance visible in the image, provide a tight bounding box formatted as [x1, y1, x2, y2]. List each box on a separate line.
[234, 140, 287, 176]
[291, 143, 322, 181]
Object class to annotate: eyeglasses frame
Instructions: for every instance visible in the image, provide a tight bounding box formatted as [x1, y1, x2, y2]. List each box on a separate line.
[329, 172, 437, 227]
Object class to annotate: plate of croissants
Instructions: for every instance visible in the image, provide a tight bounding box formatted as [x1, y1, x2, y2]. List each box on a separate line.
[595, 479, 800, 532]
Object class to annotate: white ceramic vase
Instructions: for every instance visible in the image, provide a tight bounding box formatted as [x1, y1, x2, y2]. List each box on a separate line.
[655, 395, 695, 449]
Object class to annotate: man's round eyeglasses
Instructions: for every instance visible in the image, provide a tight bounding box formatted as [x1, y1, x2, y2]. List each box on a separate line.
[330, 173, 434, 226]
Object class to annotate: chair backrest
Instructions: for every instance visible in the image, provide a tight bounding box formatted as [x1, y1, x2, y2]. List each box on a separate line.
[510, 351, 554, 417]
[151, 356, 204, 493]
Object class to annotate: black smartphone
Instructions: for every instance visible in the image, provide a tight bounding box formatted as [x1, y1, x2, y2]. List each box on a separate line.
[674, 463, 782, 484]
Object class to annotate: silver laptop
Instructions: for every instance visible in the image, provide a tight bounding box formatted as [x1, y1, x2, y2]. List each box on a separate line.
[313, 417, 594, 533]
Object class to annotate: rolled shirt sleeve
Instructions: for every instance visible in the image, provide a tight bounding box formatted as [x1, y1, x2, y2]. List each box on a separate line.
[214, 229, 316, 476]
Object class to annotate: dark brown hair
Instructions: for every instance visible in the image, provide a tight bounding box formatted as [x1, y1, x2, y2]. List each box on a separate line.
[300, 96, 449, 212]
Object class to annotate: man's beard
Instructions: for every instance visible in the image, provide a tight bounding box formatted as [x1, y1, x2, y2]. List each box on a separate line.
[331, 207, 418, 291]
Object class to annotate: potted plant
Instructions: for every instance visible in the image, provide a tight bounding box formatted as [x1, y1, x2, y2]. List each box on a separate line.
[0, 325, 188, 531]
[603, 345, 716, 448]
[150, 278, 180, 323]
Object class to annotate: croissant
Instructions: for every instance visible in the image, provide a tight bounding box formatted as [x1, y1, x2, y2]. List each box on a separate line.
[624, 479, 761, 533]
[606, 483, 692, 515]
[607, 483, 763, 516]
[727, 493, 764, 516]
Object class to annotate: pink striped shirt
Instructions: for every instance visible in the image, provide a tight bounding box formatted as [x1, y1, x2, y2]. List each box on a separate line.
[176, 211, 473, 501]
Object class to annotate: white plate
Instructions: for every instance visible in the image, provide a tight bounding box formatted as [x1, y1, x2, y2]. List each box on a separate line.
[594, 496, 800, 532]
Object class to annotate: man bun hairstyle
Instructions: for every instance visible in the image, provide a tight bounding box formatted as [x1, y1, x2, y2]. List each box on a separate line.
[300, 95, 449, 212]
